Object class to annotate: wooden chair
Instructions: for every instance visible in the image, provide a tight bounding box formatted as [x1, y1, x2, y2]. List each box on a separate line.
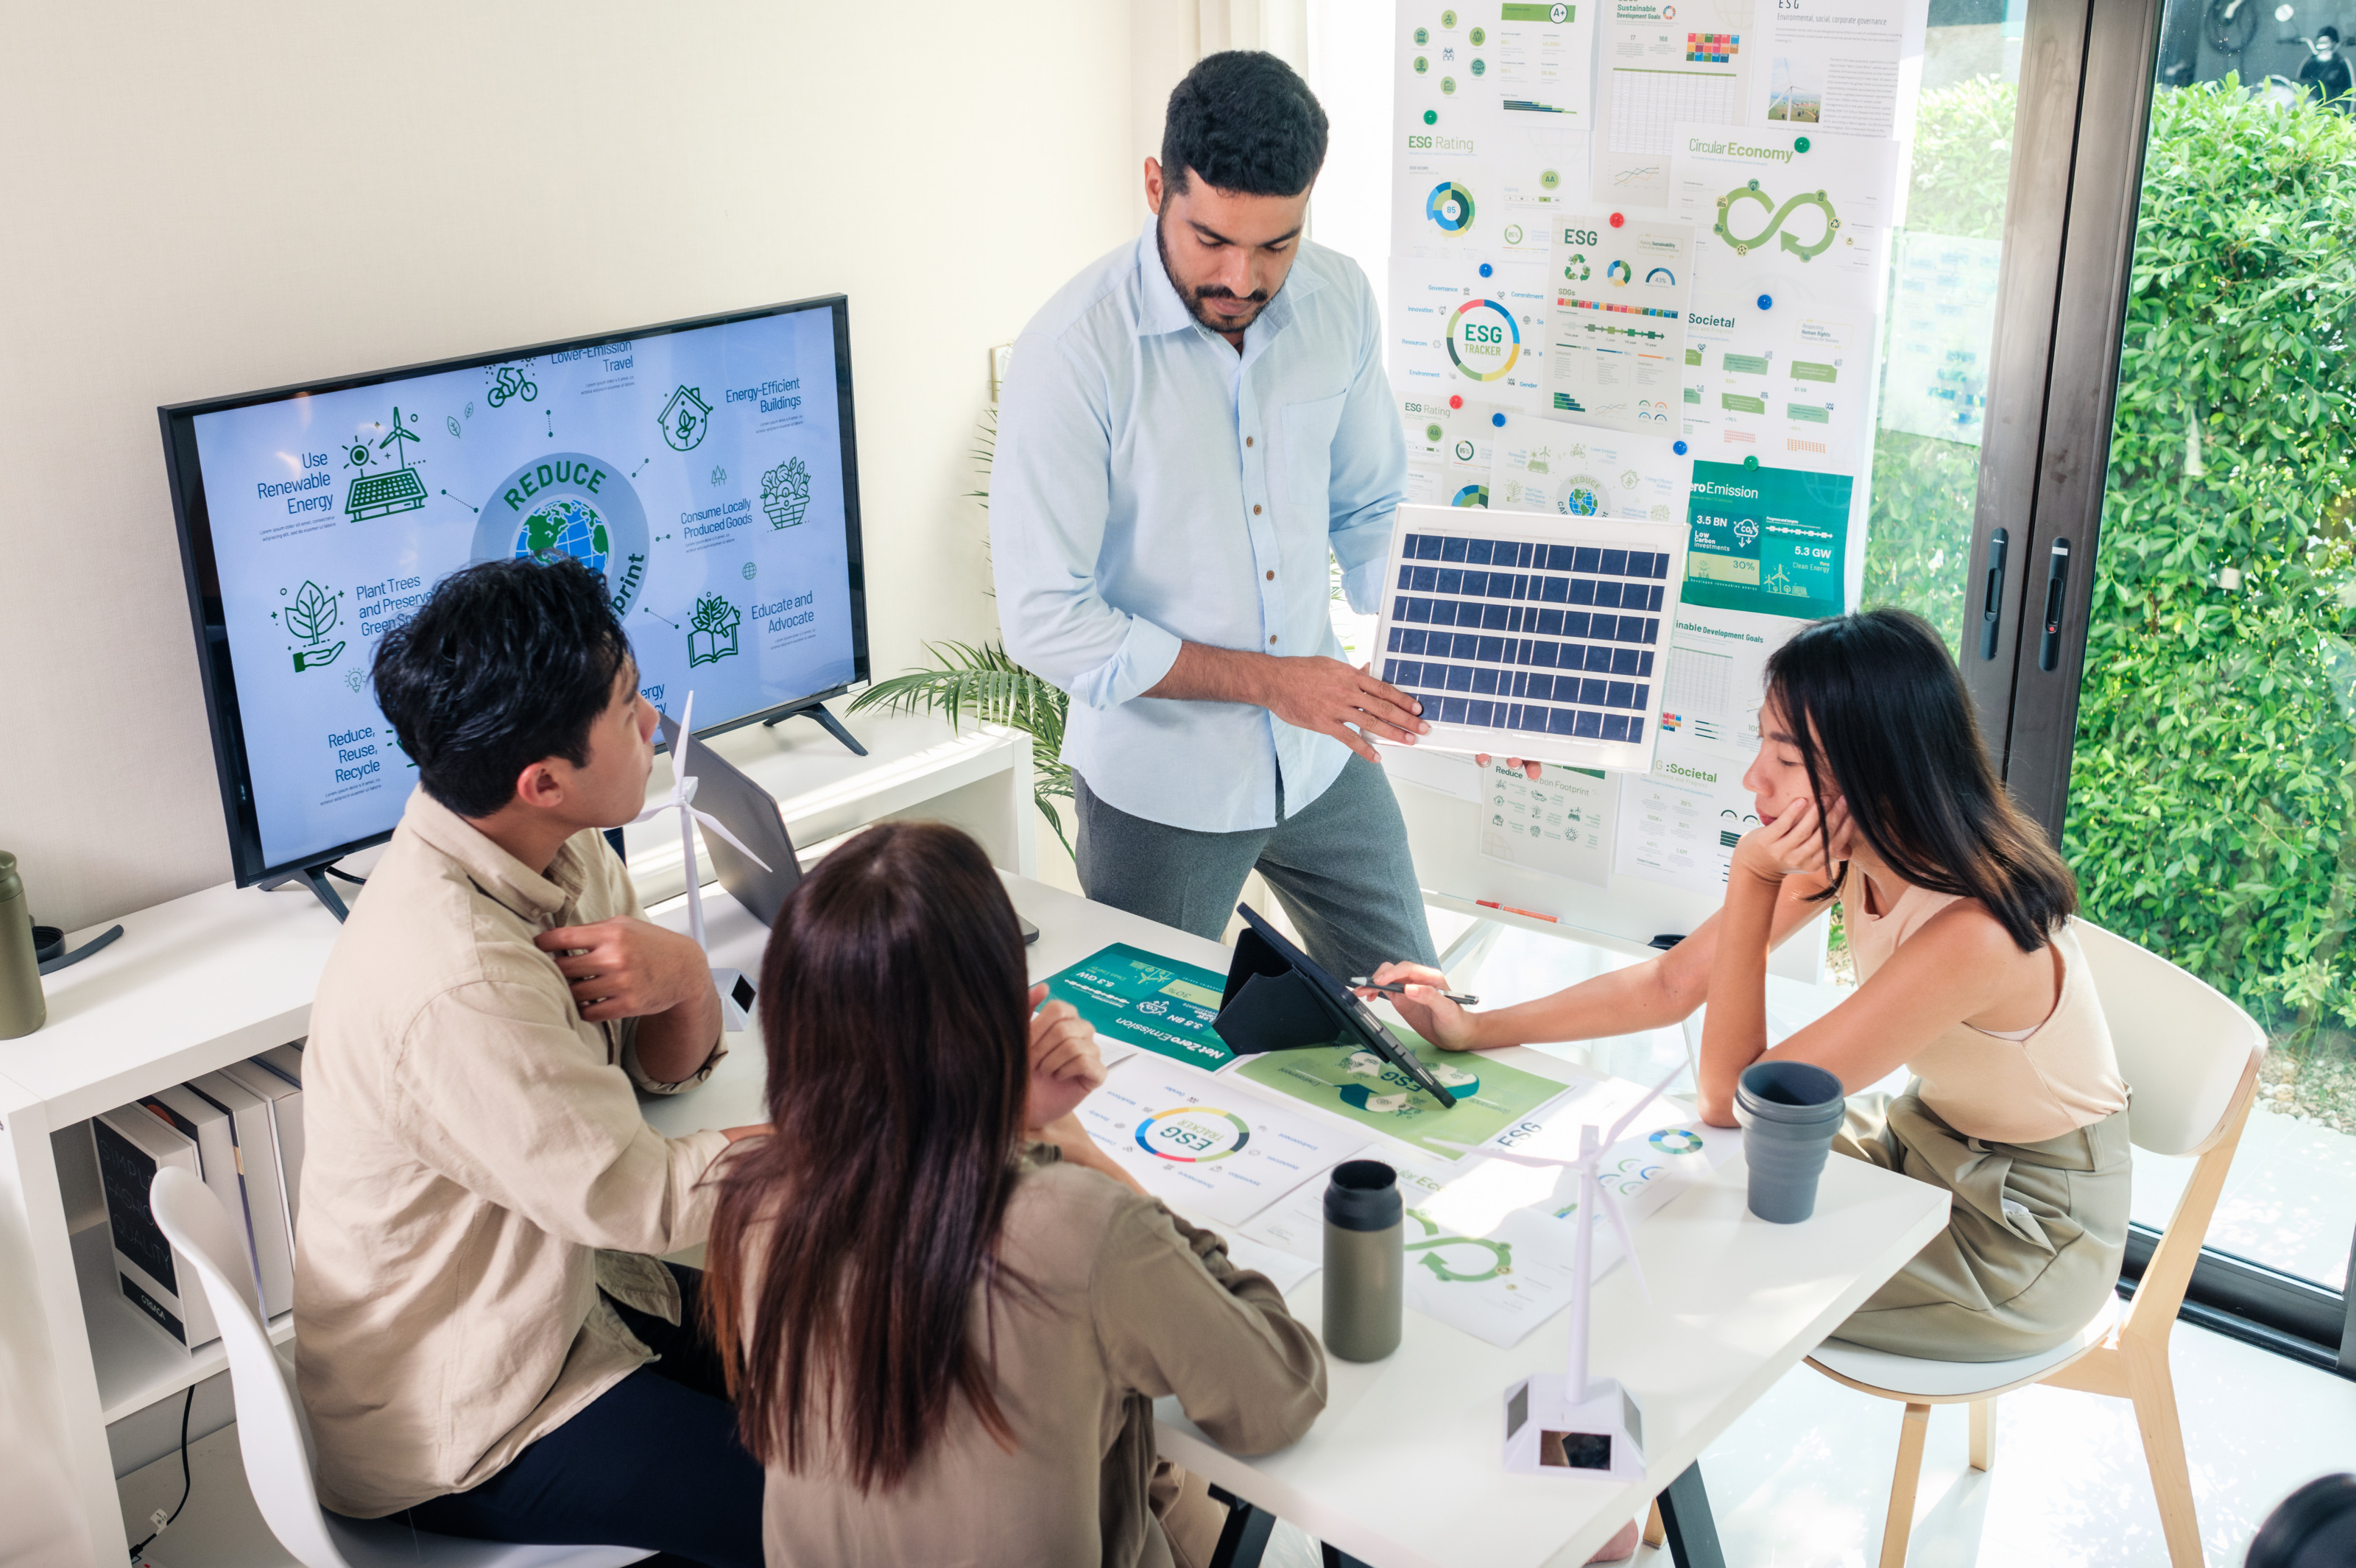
[1805, 920, 2266, 1568]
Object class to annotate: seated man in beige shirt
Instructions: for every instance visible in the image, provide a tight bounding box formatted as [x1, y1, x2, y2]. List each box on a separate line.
[297, 557, 769, 1565]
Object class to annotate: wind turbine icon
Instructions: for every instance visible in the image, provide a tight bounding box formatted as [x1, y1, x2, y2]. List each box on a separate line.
[631, 691, 772, 1028]
[1435, 1061, 1684, 1481]
[378, 406, 423, 471]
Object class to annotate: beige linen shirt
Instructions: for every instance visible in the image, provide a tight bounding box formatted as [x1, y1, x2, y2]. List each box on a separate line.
[757, 1147, 1327, 1568]
[295, 788, 731, 1518]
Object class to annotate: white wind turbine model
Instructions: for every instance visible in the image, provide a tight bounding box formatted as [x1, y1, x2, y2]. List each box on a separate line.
[1435, 1062, 1683, 1481]
[632, 692, 772, 1031]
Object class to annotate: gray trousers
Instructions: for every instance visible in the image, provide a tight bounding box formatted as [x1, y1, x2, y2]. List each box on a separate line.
[1074, 754, 1441, 983]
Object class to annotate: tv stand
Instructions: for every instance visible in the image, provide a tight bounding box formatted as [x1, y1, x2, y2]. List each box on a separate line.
[259, 862, 353, 922]
[763, 700, 869, 757]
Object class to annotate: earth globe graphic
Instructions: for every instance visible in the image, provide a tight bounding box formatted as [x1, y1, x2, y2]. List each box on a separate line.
[1560, 485, 1602, 516]
[514, 498, 610, 576]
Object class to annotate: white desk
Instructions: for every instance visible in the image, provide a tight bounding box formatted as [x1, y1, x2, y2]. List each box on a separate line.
[654, 872, 1953, 1568]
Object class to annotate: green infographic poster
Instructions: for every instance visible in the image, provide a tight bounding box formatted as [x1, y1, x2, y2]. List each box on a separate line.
[1235, 1025, 1571, 1160]
[1041, 944, 1232, 1070]
[1679, 459, 1850, 620]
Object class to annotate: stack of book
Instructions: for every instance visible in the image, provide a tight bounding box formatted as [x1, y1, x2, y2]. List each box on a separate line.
[94, 1042, 305, 1350]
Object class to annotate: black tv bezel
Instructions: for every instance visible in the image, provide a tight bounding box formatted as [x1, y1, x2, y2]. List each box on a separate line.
[159, 293, 870, 891]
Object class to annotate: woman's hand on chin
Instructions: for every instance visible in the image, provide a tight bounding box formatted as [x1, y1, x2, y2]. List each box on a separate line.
[1023, 984, 1107, 1131]
[1736, 795, 1852, 885]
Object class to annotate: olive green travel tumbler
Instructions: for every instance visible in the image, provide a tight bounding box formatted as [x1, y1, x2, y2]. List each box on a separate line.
[0, 852, 46, 1039]
[1322, 1159, 1403, 1362]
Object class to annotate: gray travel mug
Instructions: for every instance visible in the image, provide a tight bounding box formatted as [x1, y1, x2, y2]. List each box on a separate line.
[0, 852, 44, 1041]
[1734, 1060, 1848, 1223]
[1323, 1159, 1403, 1362]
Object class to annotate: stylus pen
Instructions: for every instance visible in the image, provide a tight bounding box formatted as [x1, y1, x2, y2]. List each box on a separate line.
[1351, 978, 1481, 1006]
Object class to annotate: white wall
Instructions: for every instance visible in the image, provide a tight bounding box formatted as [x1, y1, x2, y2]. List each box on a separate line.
[0, 1, 1163, 932]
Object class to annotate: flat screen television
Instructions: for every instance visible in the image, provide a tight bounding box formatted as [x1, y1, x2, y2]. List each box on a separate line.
[161, 294, 867, 898]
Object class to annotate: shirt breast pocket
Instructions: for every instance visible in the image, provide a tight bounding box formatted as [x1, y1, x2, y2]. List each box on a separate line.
[1282, 392, 1348, 510]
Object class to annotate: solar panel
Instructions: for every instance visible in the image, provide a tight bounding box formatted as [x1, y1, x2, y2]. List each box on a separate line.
[1369, 504, 1687, 771]
[345, 467, 428, 521]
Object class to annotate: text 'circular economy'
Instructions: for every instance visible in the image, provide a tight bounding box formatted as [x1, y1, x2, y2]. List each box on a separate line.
[1446, 297, 1521, 381]
[1135, 1106, 1252, 1162]
[470, 453, 652, 621]
[1425, 180, 1476, 233]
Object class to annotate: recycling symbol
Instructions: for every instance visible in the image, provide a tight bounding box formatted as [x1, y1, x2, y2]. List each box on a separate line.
[1715, 180, 1841, 261]
[1406, 1209, 1514, 1282]
[1563, 253, 1591, 283]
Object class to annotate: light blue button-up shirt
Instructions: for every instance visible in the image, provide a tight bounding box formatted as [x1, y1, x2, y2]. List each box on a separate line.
[991, 217, 1406, 833]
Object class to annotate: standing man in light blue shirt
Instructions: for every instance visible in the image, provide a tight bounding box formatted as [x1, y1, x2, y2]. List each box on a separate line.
[992, 51, 1441, 981]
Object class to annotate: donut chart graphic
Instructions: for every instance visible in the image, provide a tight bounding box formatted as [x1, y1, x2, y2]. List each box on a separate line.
[1135, 1106, 1252, 1162]
[1649, 1126, 1707, 1154]
[1605, 258, 1634, 286]
[1452, 483, 1492, 507]
[1445, 297, 1522, 381]
[1426, 180, 1477, 233]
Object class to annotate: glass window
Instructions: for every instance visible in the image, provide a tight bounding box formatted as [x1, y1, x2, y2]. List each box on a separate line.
[2070, 0, 2356, 1290]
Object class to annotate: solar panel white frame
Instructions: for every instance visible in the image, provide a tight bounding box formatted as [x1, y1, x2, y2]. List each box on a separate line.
[1372, 501, 1688, 773]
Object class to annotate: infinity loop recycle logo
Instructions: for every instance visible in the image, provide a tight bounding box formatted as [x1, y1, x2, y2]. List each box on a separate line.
[1714, 180, 1841, 261]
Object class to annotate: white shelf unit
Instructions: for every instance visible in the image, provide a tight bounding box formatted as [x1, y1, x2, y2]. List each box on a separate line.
[0, 710, 1033, 1564]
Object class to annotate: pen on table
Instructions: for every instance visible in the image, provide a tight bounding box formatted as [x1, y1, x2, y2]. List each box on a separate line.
[1352, 977, 1481, 1006]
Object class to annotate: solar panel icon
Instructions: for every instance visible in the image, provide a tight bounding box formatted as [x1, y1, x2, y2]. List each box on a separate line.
[344, 406, 429, 521]
[1371, 503, 1687, 774]
[345, 467, 428, 521]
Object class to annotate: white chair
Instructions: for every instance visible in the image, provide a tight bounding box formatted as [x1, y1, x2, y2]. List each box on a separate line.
[148, 1167, 652, 1568]
[1806, 920, 2268, 1568]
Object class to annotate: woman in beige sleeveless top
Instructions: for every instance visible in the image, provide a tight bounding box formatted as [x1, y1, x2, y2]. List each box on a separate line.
[1373, 608, 2130, 1368]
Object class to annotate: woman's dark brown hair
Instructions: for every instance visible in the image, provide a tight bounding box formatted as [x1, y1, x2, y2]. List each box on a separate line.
[703, 820, 1032, 1491]
[1766, 607, 2075, 953]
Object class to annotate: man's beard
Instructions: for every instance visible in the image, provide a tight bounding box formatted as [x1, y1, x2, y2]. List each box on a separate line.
[1155, 213, 1273, 334]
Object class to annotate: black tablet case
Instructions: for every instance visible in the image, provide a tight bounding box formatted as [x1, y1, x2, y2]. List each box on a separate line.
[1213, 925, 1351, 1056]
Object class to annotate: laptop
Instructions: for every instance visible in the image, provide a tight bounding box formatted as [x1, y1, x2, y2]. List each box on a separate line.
[656, 712, 804, 928]
[652, 715, 1040, 944]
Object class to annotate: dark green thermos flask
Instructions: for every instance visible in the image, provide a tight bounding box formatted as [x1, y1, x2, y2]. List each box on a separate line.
[0, 852, 46, 1039]
[1322, 1159, 1403, 1361]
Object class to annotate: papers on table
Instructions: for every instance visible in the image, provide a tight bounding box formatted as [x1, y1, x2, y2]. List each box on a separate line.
[1241, 1084, 1743, 1348]
[1234, 1024, 1578, 1162]
[1039, 944, 1232, 1070]
[1076, 1056, 1364, 1229]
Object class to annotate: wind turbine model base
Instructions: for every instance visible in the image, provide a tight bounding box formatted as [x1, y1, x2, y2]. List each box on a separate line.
[1436, 1060, 1685, 1486]
[713, 967, 756, 1033]
[1503, 1373, 1646, 1481]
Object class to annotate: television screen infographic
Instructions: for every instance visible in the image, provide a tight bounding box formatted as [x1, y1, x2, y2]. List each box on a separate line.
[163, 297, 866, 884]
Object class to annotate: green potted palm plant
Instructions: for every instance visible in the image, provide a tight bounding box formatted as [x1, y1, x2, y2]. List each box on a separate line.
[847, 408, 1079, 852]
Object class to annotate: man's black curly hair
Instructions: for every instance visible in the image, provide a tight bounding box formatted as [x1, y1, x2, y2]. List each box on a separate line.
[371, 557, 633, 819]
[1162, 51, 1330, 197]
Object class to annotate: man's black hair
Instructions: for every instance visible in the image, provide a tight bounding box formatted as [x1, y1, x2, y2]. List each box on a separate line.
[371, 557, 633, 820]
[2322, 24, 2341, 41]
[1162, 51, 1329, 197]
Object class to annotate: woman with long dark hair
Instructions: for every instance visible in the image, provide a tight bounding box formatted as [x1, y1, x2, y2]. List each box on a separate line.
[1374, 609, 2131, 1365]
[703, 821, 1325, 1568]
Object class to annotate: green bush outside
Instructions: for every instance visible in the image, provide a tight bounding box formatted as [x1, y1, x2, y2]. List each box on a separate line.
[1866, 77, 2356, 1047]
